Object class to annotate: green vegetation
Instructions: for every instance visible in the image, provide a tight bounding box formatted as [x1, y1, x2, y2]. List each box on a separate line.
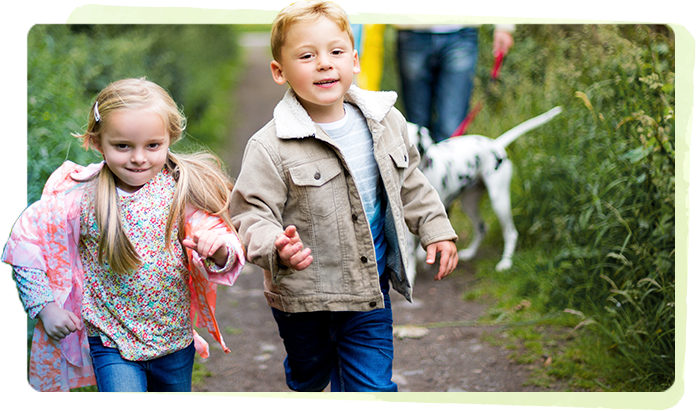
[31, 23, 676, 393]
[384, 24, 675, 392]
[30, 24, 244, 392]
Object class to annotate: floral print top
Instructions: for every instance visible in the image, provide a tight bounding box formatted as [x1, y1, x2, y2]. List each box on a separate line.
[80, 167, 194, 361]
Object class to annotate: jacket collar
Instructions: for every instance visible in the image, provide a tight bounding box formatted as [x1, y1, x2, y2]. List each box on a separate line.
[272, 85, 397, 139]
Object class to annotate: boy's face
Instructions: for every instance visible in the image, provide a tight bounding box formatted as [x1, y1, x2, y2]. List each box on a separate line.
[271, 16, 360, 123]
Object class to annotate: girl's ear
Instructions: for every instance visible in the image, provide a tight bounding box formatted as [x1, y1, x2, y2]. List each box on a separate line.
[270, 60, 287, 85]
[91, 136, 104, 154]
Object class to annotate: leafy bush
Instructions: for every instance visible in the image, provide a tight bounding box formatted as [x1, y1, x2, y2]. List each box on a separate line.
[484, 25, 675, 391]
[0, 0, 238, 391]
[383, 24, 675, 391]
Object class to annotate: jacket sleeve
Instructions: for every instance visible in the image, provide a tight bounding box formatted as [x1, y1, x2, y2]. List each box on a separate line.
[183, 207, 244, 357]
[184, 207, 245, 286]
[394, 109, 458, 247]
[230, 138, 293, 277]
[12, 266, 54, 318]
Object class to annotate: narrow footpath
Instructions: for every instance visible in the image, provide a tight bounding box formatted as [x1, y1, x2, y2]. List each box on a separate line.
[196, 32, 547, 393]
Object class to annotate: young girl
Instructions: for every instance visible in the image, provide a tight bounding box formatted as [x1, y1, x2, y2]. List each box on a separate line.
[3, 78, 245, 392]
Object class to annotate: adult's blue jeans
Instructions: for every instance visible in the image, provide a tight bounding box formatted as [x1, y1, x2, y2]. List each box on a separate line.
[397, 28, 479, 142]
[88, 336, 196, 392]
[271, 288, 397, 392]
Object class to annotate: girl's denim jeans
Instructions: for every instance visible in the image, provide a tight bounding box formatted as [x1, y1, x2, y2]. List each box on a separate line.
[88, 336, 195, 392]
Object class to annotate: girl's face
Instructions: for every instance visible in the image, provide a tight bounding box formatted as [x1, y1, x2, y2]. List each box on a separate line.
[97, 109, 170, 193]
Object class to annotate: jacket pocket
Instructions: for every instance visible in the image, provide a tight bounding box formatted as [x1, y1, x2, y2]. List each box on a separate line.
[387, 143, 409, 187]
[388, 143, 409, 169]
[288, 157, 343, 218]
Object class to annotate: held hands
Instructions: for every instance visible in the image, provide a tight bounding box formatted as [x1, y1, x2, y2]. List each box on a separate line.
[425, 240, 459, 281]
[275, 225, 313, 271]
[182, 230, 230, 267]
[38, 302, 81, 341]
[492, 30, 514, 56]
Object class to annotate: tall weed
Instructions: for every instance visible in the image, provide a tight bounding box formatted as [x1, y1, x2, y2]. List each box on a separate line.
[477, 25, 675, 390]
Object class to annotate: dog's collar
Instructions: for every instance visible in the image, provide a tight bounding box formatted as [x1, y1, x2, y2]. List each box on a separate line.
[273, 85, 397, 139]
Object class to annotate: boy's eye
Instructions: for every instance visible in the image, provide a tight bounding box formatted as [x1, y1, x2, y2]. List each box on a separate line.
[331, 49, 343, 55]
[299, 53, 313, 60]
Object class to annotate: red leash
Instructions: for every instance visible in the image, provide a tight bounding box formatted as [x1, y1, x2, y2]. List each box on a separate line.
[450, 50, 505, 137]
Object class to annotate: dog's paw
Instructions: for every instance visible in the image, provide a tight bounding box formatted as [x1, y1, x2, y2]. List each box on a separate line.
[458, 248, 476, 261]
[495, 259, 512, 271]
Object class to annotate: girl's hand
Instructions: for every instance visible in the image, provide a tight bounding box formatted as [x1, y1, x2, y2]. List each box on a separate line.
[275, 225, 313, 271]
[38, 302, 81, 341]
[183, 230, 230, 267]
[425, 240, 459, 281]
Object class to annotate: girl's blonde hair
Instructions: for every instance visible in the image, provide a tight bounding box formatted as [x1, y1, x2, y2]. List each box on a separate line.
[270, 0, 355, 62]
[73, 78, 235, 275]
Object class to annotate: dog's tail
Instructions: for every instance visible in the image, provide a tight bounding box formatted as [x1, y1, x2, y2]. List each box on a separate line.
[493, 106, 562, 149]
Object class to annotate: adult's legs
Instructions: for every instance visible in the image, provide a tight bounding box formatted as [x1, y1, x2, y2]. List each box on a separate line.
[397, 30, 435, 130]
[432, 28, 479, 142]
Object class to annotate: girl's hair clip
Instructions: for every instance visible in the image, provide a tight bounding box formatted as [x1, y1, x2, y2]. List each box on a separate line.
[94, 101, 101, 122]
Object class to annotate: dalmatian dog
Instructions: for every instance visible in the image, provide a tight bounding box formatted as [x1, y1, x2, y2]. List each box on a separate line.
[406, 106, 563, 285]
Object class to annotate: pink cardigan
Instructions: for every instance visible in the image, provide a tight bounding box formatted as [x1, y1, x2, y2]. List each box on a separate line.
[2, 161, 245, 391]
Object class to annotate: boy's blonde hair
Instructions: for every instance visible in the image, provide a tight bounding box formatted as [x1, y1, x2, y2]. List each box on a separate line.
[73, 78, 236, 275]
[271, 0, 355, 62]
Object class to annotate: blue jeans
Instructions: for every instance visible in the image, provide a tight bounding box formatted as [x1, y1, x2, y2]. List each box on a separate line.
[397, 28, 479, 142]
[88, 336, 195, 392]
[271, 285, 397, 392]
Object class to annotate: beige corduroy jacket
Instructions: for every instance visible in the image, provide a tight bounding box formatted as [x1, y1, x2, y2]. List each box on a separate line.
[230, 85, 457, 313]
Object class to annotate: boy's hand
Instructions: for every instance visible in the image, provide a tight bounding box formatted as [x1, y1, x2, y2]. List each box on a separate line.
[38, 302, 81, 341]
[425, 240, 459, 281]
[275, 225, 313, 271]
[183, 230, 230, 268]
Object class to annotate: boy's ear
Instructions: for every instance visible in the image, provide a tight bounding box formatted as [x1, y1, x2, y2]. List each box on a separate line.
[270, 60, 287, 85]
[352, 49, 361, 75]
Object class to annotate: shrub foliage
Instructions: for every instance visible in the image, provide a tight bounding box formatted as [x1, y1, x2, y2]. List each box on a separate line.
[0, 0, 238, 391]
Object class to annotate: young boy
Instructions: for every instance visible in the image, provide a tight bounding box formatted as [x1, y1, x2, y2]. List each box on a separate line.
[230, 0, 458, 392]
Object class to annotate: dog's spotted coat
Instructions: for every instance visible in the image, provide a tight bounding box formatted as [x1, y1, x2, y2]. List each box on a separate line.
[406, 107, 562, 285]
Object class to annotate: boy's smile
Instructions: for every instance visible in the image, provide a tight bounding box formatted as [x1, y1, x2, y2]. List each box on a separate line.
[271, 16, 360, 123]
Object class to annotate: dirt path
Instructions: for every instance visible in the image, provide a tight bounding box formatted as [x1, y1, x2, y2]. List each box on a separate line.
[196, 32, 546, 393]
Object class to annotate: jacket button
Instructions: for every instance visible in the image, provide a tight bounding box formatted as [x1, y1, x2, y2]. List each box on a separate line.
[314, 172, 321, 180]
[369, 302, 377, 308]
[352, 214, 358, 222]
[361, 256, 368, 263]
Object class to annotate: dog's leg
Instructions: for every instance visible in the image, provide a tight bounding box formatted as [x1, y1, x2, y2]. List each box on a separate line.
[406, 231, 418, 287]
[458, 185, 487, 261]
[484, 161, 518, 271]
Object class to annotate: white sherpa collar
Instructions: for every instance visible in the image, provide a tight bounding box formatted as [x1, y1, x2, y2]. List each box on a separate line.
[273, 85, 398, 139]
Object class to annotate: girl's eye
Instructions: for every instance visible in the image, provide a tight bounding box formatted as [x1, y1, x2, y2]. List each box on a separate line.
[148, 143, 161, 149]
[115, 144, 130, 150]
